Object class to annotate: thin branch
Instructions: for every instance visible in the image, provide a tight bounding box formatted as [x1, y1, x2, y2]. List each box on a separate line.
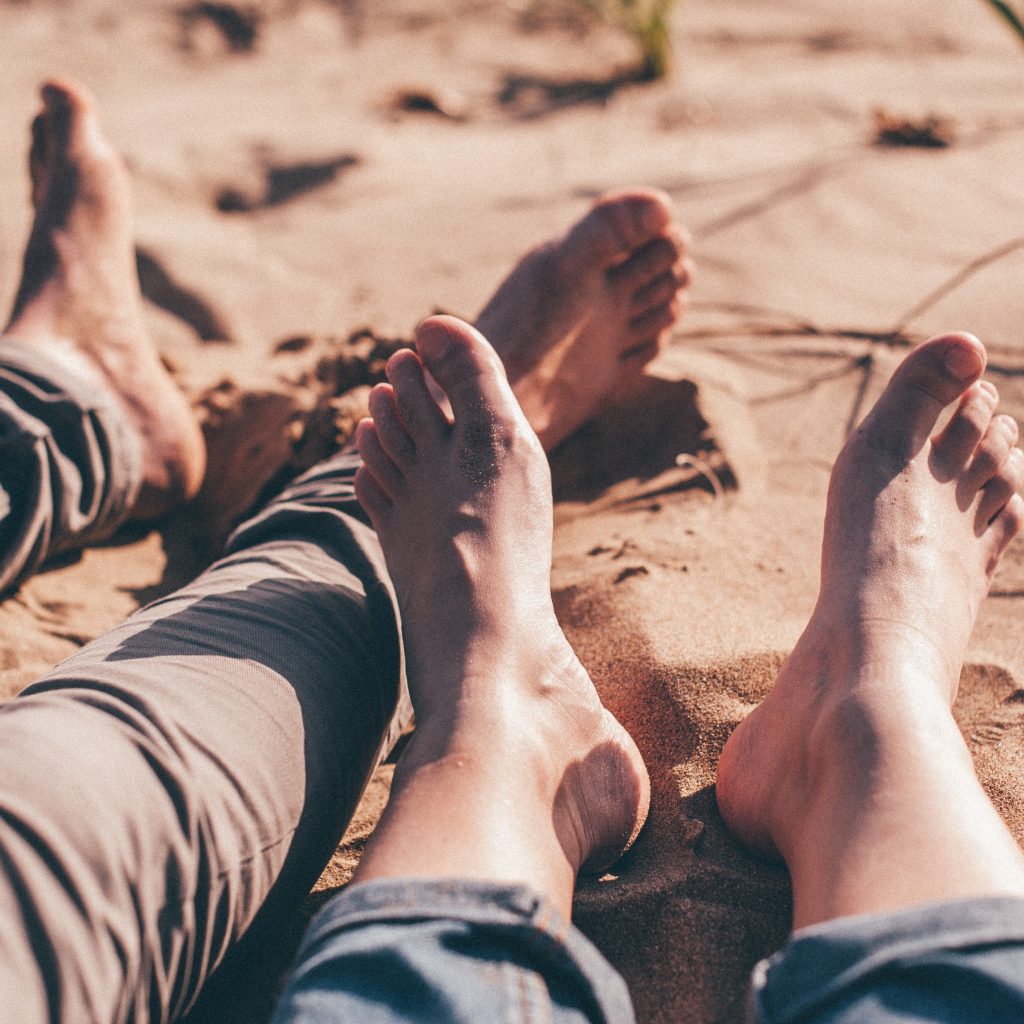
[844, 354, 876, 438]
[892, 235, 1024, 333]
[980, 0, 1024, 45]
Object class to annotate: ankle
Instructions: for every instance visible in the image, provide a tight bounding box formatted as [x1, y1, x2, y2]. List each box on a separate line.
[718, 631, 965, 863]
[804, 607, 964, 701]
[772, 679, 966, 853]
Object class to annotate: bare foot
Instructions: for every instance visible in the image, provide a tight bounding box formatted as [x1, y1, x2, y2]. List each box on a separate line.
[5, 80, 205, 519]
[716, 333, 1024, 924]
[477, 189, 691, 451]
[354, 316, 649, 895]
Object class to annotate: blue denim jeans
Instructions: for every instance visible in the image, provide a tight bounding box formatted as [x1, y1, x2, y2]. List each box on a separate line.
[272, 879, 636, 1024]
[751, 895, 1024, 1023]
[273, 882, 1024, 1024]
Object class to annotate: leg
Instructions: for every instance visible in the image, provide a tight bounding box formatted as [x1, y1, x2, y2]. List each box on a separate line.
[4, 79, 204, 525]
[716, 333, 1024, 1019]
[272, 317, 648, 1022]
[479, 190, 692, 451]
[353, 317, 649, 908]
[0, 448, 409, 1024]
[0, 339, 143, 593]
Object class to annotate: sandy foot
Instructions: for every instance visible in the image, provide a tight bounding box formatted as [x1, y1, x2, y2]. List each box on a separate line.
[354, 315, 650, 876]
[5, 79, 205, 519]
[477, 189, 691, 451]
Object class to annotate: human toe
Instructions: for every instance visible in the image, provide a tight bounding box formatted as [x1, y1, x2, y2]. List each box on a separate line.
[963, 414, 1019, 498]
[614, 188, 676, 242]
[628, 296, 683, 341]
[385, 349, 448, 445]
[42, 80, 97, 146]
[631, 252, 692, 316]
[977, 447, 1024, 529]
[932, 381, 998, 477]
[41, 78, 122, 184]
[611, 233, 684, 293]
[988, 494, 1024, 569]
[861, 333, 986, 457]
[415, 316, 522, 429]
[354, 464, 392, 528]
[355, 418, 403, 499]
[368, 383, 416, 467]
[567, 189, 676, 268]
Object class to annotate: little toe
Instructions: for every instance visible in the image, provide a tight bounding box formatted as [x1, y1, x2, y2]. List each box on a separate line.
[368, 383, 416, 467]
[860, 333, 986, 458]
[386, 349, 448, 445]
[354, 465, 392, 529]
[963, 414, 1019, 498]
[355, 418, 403, 499]
[977, 447, 1024, 529]
[987, 494, 1024, 571]
[931, 381, 997, 477]
[415, 316, 523, 431]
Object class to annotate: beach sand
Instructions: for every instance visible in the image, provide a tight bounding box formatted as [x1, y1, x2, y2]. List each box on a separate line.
[2, 1, 1024, 1021]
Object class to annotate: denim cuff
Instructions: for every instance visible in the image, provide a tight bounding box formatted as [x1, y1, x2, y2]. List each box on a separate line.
[751, 896, 1024, 1024]
[276, 877, 635, 1024]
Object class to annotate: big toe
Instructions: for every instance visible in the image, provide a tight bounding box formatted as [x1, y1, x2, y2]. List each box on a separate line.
[566, 188, 676, 270]
[862, 333, 986, 456]
[415, 316, 523, 429]
[41, 79, 111, 165]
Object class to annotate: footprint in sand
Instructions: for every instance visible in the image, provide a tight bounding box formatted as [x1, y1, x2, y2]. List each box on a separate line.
[970, 686, 1024, 746]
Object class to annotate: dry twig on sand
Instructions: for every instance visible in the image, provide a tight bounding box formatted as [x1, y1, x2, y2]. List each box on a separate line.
[981, 0, 1024, 46]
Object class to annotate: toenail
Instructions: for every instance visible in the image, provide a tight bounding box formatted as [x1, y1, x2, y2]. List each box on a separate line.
[416, 320, 457, 359]
[642, 201, 669, 234]
[944, 343, 983, 380]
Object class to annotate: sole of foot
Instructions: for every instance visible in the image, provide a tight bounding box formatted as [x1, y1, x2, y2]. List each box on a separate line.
[717, 332, 1024, 865]
[477, 189, 692, 451]
[5, 79, 205, 519]
[355, 315, 650, 881]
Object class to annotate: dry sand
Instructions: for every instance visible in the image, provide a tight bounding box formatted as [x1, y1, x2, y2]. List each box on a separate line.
[3, 2, 1024, 1022]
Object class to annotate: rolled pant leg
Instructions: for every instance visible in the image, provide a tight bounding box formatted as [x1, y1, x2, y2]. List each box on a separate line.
[273, 879, 637, 1024]
[0, 451, 408, 1024]
[0, 339, 142, 594]
[750, 896, 1024, 1023]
